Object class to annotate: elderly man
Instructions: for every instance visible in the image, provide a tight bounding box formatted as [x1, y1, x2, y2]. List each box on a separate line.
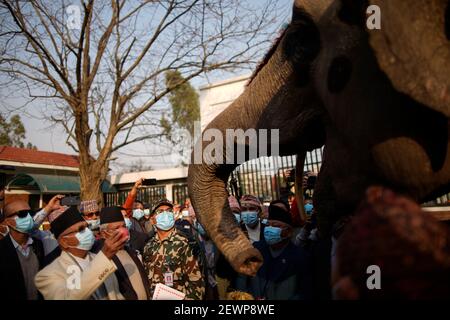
[96, 206, 150, 300]
[143, 199, 205, 300]
[34, 206, 127, 300]
[0, 200, 46, 300]
[79, 200, 101, 234]
[239, 200, 313, 300]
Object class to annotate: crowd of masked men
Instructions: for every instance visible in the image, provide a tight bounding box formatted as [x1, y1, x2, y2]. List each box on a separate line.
[0, 177, 318, 300]
[1, 177, 450, 300]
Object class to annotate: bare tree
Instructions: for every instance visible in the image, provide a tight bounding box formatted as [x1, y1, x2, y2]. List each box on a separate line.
[0, 0, 284, 203]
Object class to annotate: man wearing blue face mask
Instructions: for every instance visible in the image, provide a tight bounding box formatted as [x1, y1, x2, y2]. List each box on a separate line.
[143, 199, 205, 300]
[240, 195, 265, 243]
[79, 200, 101, 235]
[0, 200, 46, 300]
[238, 200, 313, 300]
[132, 200, 145, 222]
[35, 206, 127, 300]
[142, 203, 153, 233]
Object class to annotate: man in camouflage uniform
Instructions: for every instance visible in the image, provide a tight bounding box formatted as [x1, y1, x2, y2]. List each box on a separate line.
[143, 199, 205, 300]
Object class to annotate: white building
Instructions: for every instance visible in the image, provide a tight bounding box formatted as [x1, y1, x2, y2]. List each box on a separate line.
[199, 74, 250, 131]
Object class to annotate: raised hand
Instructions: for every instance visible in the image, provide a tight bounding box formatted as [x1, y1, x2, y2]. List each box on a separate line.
[101, 230, 128, 259]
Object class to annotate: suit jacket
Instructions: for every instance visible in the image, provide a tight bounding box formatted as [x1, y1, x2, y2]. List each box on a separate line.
[93, 239, 151, 300]
[35, 250, 124, 300]
[0, 235, 44, 300]
[129, 229, 150, 254]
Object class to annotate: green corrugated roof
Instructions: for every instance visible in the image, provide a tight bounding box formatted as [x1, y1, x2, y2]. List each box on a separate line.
[7, 173, 117, 193]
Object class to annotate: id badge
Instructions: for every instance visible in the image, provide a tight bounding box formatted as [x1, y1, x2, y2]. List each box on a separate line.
[163, 272, 174, 287]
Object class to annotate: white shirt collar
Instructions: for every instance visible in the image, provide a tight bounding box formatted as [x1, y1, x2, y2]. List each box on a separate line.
[246, 221, 261, 243]
[10, 234, 34, 256]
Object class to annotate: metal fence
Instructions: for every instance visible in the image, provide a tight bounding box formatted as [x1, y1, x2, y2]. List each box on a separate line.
[173, 183, 189, 205]
[105, 145, 449, 207]
[104, 185, 166, 208]
[228, 148, 323, 202]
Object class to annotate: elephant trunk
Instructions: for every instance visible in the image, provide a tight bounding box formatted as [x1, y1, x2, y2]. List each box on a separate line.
[188, 45, 296, 276]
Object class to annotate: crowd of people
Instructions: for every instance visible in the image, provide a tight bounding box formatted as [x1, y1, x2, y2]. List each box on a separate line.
[0, 179, 449, 300]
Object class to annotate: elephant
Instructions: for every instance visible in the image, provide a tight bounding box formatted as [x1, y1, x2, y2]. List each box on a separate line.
[187, 0, 450, 286]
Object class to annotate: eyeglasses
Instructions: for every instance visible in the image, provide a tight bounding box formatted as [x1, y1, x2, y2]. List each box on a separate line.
[83, 211, 99, 219]
[154, 208, 173, 215]
[13, 210, 32, 218]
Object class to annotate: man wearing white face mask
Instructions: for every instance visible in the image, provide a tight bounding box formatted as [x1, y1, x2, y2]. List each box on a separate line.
[0, 200, 46, 300]
[34, 206, 127, 300]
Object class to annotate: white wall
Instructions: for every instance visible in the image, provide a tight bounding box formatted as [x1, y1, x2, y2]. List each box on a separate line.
[199, 74, 250, 132]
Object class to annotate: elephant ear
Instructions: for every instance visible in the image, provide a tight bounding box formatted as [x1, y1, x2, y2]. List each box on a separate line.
[368, 0, 450, 117]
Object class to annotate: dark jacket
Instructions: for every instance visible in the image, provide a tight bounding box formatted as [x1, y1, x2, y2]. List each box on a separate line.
[0, 235, 45, 300]
[93, 239, 151, 300]
[242, 222, 266, 243]
[240, 240, 313, 300]
[129, 229, 150, 254]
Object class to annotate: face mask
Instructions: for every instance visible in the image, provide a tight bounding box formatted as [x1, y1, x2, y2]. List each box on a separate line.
[133, 209, 145, 220]
[87, 219, 100, 231]
[143, 209, 151, 217]
[124, 217, 132, 230]
[241, 211, 258, 225]
[304, 203, 314, 215]
[13, 213, 35, 234]
[264, 226, 283, 245]
[182, 210, 190, 218]
[155, 211, 175, 231]
[72, 228, 95, 251]
[234, 213, 241, 224]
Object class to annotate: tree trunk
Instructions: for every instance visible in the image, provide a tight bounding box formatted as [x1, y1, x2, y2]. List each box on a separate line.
[79, 161, 107, 206]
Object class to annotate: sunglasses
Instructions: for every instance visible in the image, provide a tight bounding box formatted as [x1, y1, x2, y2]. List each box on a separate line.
[83, 211, 99, 219]
[13, 210, 32, 218]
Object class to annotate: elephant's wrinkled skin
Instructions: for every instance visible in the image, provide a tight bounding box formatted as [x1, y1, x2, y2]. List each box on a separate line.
[188, 0, 450, 281]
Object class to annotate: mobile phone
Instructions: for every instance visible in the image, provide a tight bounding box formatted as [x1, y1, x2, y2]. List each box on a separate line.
[142, 178, 157, 186]
[60, 196, 81, 207]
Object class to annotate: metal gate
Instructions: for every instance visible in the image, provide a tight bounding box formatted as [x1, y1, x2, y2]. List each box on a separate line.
[173, 184, 189, 205]
[104, 185, 166, 208]
[228, 148, 323, 202]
